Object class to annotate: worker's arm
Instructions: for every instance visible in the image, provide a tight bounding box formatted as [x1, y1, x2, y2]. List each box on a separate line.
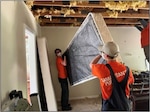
[61, 56, 67, 66]
[89, 55, 102, 69]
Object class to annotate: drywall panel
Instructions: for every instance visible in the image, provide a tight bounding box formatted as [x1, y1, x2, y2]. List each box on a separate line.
[64, 13, 122, 86]
[37, 38, 57, 111]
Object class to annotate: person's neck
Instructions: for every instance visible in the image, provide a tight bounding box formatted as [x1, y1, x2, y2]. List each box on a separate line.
[106, 59, 116, 63]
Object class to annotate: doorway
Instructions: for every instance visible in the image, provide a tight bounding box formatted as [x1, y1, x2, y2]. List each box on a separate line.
[25, 27, 38, 104]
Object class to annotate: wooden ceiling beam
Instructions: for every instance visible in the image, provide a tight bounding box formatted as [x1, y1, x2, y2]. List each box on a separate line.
[39, 23, 138, 27]
[40, 18, 140, 25]
[33, 1, 150, 10]
[104, 19, 140, 25]
[102, 13, 149, 19]
[35, 12, 149, 19]
[41, 18, 76, 23]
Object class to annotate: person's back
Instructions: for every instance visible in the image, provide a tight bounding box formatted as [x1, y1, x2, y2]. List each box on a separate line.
[102, 64, 130, 110]
[89, 41, 134, 110]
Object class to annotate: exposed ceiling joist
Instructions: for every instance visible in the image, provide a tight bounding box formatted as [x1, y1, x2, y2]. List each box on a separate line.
[37, 12, 149, 19]
[33, 1, 149, 10]
[26, 1, 150, 27]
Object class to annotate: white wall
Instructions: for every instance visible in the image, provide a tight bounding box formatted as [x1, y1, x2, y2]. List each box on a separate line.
[41, 26, 147, 101]
[109, 27, 146, 71]
[1, 1, 41, 104]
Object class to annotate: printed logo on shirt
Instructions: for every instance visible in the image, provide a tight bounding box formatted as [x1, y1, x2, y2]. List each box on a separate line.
[115, 70, 126, 77]
[101, 76, 112, 86]
[100, 70, 126, 86]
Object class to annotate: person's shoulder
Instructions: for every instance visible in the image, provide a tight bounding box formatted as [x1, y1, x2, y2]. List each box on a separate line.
[93, 64, 108, 72]
[57, 57, 63, 61]
[110, 61, 126, 71]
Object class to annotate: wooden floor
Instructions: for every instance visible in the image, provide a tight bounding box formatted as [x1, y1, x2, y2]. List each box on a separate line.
[57, 96, 101, 111]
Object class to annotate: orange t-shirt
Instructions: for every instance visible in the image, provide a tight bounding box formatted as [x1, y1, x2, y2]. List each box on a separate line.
[91, 61, 134, 100]
[56, 57, 67, 79]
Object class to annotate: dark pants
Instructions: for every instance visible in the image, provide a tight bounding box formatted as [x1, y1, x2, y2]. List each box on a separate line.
[58, 78, 69, 107]
[143, 45, 149, 63]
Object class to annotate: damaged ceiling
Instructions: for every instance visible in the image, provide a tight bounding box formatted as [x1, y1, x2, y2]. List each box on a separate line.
[25, 1, 150, 27]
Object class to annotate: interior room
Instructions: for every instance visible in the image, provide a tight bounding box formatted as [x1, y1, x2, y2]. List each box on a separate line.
[1, 1, 149, 111]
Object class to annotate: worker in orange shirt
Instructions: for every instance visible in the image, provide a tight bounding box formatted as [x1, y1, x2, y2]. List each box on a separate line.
[89, 41, 134, 111]
[135, 19, 149, 63]
[140, 22, 149, 63]
[54, 48, 72, 111]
